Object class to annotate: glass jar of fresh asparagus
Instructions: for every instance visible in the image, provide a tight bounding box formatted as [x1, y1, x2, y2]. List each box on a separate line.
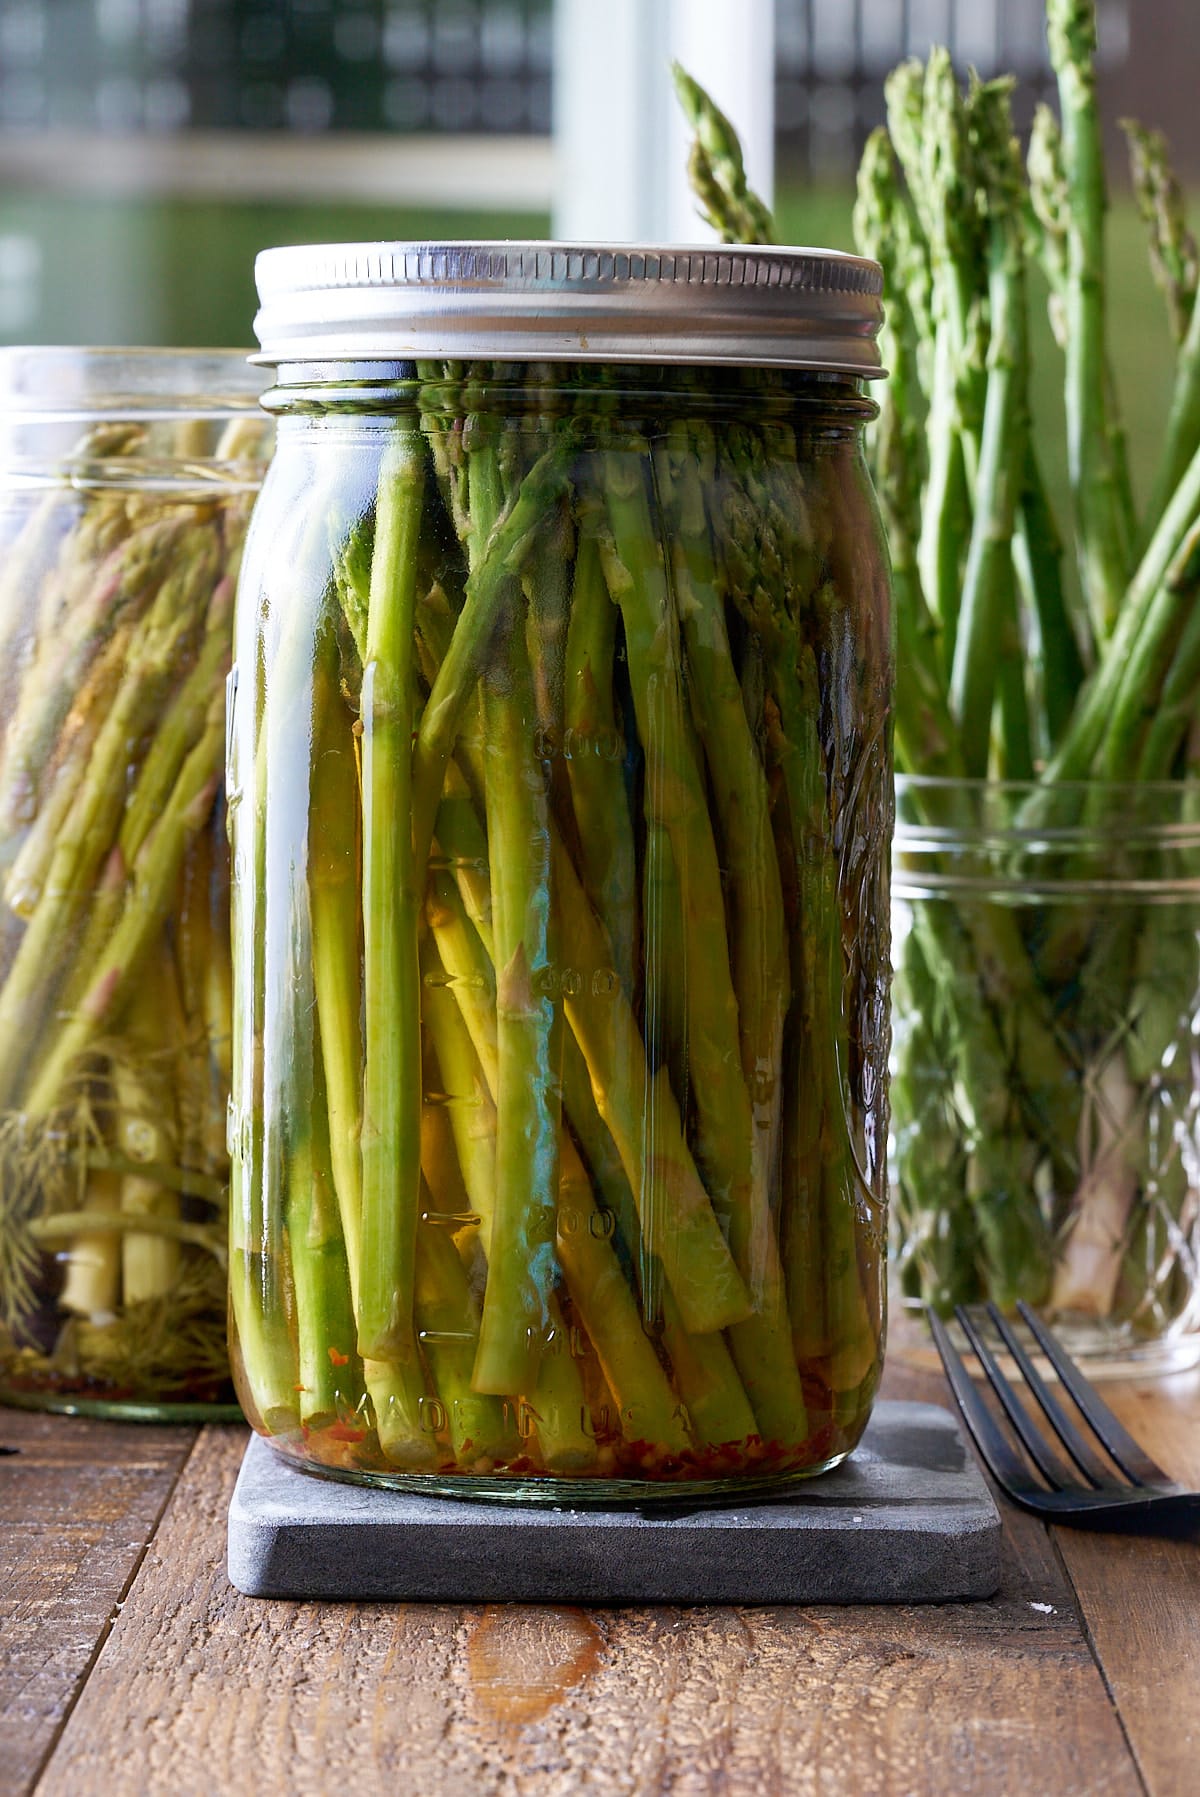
[892, 777, 1200, 1374]
[231, 242, 892, 1500]
[0, 348, 271, 1419]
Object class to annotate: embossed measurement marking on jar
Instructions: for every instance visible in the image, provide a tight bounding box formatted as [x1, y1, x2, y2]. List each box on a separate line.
[427, 853, 489, 874]
[532, 724, 625, 762]
[529, 965, 620, 998]
[557, 1204, 617, 1239]
[421, 968, 489, 991]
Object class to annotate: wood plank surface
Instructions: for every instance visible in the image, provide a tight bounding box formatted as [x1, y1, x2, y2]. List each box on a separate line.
[0, 1408, 197, 1796]
[36, 1417, 1142, 1797]
[888, 1314, 1200, 1797]
[1052, 1369, 1200, 1797]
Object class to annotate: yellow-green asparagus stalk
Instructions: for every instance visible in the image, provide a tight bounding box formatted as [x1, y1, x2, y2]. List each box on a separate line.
[355, 431, 432, 1460]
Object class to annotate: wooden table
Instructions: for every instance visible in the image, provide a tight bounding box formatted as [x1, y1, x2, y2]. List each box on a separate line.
[4, 1334, 1198, 1797]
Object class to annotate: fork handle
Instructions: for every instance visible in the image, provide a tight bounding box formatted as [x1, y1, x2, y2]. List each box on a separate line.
[1041, 1492, 1200, 1540]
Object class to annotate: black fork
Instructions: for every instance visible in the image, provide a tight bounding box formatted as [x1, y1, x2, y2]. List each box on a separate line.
[929, 1302, 1200, 1537]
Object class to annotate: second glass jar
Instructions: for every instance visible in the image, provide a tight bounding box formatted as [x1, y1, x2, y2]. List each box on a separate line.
[0, 348, 269, 1418]
[231, 343, 893, 1499]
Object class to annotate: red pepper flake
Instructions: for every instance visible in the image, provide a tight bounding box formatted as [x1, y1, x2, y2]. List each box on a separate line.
[325, 1421, 367, 1444]
[806, 1422, 836, 1461]
[328, 1346, 350, 1366]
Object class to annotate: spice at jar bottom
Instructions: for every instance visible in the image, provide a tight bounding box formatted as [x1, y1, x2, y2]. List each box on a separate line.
[231, 246, 893, 1500]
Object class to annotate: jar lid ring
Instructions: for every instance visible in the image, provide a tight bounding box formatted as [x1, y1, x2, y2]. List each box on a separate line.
[253, 240, 886, 377]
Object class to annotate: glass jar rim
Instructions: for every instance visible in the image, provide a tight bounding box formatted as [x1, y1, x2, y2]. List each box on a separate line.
[0, 346, 266, 421]
[893, 775, 1200, 897]
[895, 775, 1200, 836]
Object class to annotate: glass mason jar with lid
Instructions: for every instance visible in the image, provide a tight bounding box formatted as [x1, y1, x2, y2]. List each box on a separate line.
[230, 243, 893, 1500]
[0, 348, 270, 1419]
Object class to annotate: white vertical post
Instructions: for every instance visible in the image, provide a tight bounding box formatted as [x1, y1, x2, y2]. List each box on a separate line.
[552, 0, 774, 244]
[662, 0, 775, 243]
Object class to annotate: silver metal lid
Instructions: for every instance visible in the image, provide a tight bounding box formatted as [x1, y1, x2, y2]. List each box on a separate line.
[253, 241, 885, 376]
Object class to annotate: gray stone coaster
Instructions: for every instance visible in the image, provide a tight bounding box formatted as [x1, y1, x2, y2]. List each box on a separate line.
[227, 1400, 1001, 1605]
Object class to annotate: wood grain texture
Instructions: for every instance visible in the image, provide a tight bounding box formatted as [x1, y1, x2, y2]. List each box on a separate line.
[38, 1421, 1141, 1797]
[1053, 1371, 1200, 1797]
[0, 1407, 196, 1796]
[888, 1318, 1200, 1797]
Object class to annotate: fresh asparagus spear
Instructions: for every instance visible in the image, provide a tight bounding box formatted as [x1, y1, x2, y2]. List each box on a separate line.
[1047, 0, 1134, 634]
[1122, 120, 1198, 349]
[671, 63, 776, 245]
[885, 54, 980, 656]
[948, 79, 1030, 777]
[1123, 122, 1200, 553]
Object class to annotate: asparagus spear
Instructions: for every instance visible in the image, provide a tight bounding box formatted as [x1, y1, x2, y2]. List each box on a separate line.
[115, 966, 182, 1308]
[665, 426, 791, 1151]
[472, 587, 562, 1396]
[286, 1031, 362, 1433]
[1124, 123, 1200, 551]
[4, 614, 138, 917]
[885, 54, 979, 654]
[0, 512, 190, 836]
[229, 509, 317, 1437]
[559, 1032, 758, 1449]
[1135, 522, 1200, 778]
[562, 522, 637, 998]
[356, 431, 430, 1455]
[417, 1089, 518, 1469]
[671, 63, 776, 244]
[308, 624, 365, 1303]
[410, 433, 578, 879]
[1040, 439, 1200, 791]
[418, 927, 596, 1471]
[948, 79, 1030, 777]
[854, 129, 962, 778]
[1047, 0, 1133, 634]
[1122, 121, 1198, 349]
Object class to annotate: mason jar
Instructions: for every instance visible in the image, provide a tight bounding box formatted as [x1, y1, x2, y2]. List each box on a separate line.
[0, 347, 270, 1418]
[230, 243, 892, 1500]
[892, 775, 1200, 1376]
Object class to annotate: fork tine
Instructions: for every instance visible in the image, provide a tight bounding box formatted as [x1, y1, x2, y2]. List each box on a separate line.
[956, 1307, 1079, 1490]
[928, 1308, 1037, 1495]
[1015, 1302, 1170, 1486]
[984, 1304, 1114, 1487]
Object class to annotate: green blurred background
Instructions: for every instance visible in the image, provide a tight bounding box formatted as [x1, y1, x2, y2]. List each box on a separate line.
[0, 0, 1191, 521]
